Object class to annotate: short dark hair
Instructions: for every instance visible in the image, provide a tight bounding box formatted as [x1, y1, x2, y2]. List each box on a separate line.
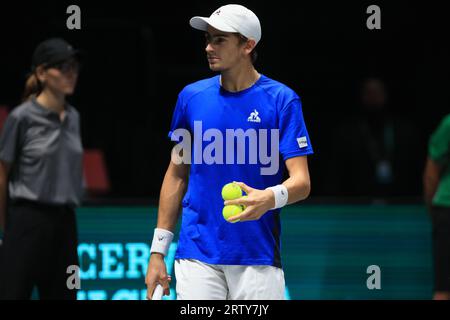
[237, 34, 258, 64]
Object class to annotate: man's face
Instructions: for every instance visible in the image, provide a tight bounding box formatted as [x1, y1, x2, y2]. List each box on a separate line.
[204, 25, 247, 72]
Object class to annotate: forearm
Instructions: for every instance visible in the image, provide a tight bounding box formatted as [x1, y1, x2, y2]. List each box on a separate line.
[147, 163, 185, 294]
[156, 164, 188, 232]
[282, 174, 311, 205]
[423, 158, 441, 209]
[424, 175, 439, 208]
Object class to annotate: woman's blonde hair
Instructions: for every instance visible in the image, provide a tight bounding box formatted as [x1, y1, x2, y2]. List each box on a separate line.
[22, 71, 43, 102]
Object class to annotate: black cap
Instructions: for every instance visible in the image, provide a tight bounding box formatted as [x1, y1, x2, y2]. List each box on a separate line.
[31, 38, 80, 71]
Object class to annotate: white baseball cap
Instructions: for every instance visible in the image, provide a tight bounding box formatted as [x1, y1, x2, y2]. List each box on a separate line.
[189, 4, 262, 44]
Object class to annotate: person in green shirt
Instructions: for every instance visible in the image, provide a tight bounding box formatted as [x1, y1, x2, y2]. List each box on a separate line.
[424, 113, 450, 300]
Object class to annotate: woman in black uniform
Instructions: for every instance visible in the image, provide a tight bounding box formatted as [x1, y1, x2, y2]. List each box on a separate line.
[0, 38, 83, 300]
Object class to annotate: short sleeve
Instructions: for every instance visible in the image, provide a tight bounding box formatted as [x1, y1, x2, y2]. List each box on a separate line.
[429, 115, 450, 165]
[0, 113, 22, 165]
[279, 98, 314, 161]
[167, 94, 188, 141]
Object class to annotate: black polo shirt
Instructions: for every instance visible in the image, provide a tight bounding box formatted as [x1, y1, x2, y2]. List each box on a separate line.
[0, 97, 83, 207]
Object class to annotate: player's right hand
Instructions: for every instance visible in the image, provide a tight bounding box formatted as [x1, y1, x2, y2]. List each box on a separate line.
[145, 253, 171, 300]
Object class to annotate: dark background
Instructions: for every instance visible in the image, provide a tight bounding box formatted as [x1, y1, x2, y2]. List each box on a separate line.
[0, 0, 449, 202]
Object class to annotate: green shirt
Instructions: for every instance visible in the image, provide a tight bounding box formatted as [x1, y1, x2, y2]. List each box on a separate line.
[429, 114, 450, 207]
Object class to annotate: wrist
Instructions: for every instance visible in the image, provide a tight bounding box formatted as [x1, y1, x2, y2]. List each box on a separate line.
[265, 189, 276, 209]
[150, 252, 165, 259]
[265, 184, 289, 209]
[150, 228, 174, 257]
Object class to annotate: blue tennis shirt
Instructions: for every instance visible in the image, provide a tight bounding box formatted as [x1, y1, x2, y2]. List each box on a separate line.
[168, 74, 313, 268]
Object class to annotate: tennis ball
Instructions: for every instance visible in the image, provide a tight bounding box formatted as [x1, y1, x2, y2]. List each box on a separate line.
[221, 182, 242, 200]
[222, 205, 243, 223]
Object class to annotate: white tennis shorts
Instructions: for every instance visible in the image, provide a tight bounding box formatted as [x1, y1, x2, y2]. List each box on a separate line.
[174, 259, 286, 300]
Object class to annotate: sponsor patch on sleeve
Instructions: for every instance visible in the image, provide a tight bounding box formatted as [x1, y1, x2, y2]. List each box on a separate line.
[297, 136, 308, 148]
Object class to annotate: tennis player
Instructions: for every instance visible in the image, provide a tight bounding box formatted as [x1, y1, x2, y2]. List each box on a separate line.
[145, 4, 313, 300]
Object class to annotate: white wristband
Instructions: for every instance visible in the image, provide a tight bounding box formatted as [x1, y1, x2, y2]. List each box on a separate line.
[150, 228, 174, 256]
[266, 184, 289, 209]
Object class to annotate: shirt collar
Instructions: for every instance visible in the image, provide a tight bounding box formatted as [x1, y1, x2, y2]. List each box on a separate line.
[31, 96, 72, 118]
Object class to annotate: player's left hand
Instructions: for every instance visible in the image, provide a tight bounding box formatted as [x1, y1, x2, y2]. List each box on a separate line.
[223, 181, 275, 222]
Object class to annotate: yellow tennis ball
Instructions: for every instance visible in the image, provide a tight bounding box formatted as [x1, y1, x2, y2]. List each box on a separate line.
[222, 205, 243, 223]
[221, 182, 242, 200]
